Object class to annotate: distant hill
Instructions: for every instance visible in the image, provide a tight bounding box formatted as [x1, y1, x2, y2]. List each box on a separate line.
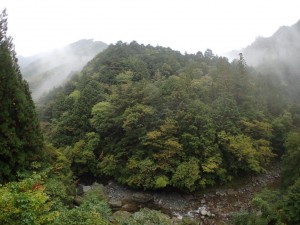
[242, 19, 300, 71]
[228, 19, 300, 103]
[19, 39, 107, 100]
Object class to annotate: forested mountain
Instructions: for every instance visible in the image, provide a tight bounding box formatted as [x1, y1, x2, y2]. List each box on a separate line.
[38, 41, 297, 192]
[231, 20, 300, 104]
[19, 39, 107, 100]
[1, 5, 300, 223]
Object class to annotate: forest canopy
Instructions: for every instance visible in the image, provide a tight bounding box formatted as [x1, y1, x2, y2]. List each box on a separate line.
[38, 41, 297, 192]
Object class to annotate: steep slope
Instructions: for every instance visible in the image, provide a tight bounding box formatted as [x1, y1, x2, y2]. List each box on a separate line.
[39, 42, 291, 192]
[19, 39, 107, 100]
[238, 19, 300, 103]
[242, 20, 300, 68]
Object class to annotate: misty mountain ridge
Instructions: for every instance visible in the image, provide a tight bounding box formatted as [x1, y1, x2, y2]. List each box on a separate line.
[19, 39, 107, 100]
[226, 19, 300, 102]
[243, 19, 300, 66]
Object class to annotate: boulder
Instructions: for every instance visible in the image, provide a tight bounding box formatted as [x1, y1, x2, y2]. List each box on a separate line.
[109, 199, 122, 208]
[132, 193, 153, 203]
[112, 210, 132, 222]
[121, 203, 139, 212]
[77, 184, 91, 195]
[200, 209, 208, 216]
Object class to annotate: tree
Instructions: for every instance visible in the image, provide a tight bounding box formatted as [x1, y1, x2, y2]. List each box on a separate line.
[0, 9, 44, 182]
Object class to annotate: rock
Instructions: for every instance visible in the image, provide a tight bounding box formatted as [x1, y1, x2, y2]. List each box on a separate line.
[77, 184, 91, 195]
[201, 199, 206, 204]
[112, 210, 132, 222]
[109, 199, 122, 208]
[83, 185, 91, 192]
[122, 203, 139, 212]
[200, 209, 208, 216]
[207, 211, 212, 217]
[132, 192, 153, 203]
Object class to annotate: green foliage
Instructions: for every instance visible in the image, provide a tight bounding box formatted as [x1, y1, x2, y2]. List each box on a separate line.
[118, 208, 172, 225]
[233, 190, 285, 225]
[0, 174, 58, 225]
[281, 132, 300, 188]
[233, 132, 300, 225]
[155, 176, 169, 189]
[91, 102, 116, 133]
[49, 182, 111, 225]
[65, 132, 99, 176]
[171, 158, 200, 192]
[39, 41, 294, 191]
[283, 178, 300, 224]
[218, 131, 274, 174]
[178, 218, 201, 225]
[0, 9, 44, 182]
[55, 208, 111, 225]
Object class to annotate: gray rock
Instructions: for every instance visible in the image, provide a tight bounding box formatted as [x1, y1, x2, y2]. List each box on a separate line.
[132, 192, 153, 203]
[201, 199, 206, 204]
[113, 211, 132, 222]
[109, 199, 122, 208]
[77, 184, 91, 195]
[200, 209, 208, 216]
[83, 185, 91, 192]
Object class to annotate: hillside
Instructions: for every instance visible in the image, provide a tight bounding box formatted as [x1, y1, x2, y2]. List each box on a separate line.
[231, 20, 300, 103]
[19, 39, 107, 99]
[38, 41, 295, 192]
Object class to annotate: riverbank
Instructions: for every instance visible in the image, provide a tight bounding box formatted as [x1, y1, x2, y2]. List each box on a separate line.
[78, 165, 280, 224]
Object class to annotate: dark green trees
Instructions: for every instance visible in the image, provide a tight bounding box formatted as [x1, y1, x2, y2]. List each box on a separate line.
[38, 41, 285, 192]
[0, 10, 43, 182]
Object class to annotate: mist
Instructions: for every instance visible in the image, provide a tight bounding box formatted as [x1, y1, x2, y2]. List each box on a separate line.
[19, 39, 107, 100]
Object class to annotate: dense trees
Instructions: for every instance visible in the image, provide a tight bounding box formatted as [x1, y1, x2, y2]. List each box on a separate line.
[0, 9, 43, 182]
[38, 41, 292, 192]
[1, 8, 300, 224]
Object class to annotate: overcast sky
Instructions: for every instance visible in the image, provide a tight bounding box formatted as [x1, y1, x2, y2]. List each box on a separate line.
[1, 0, 300, 56]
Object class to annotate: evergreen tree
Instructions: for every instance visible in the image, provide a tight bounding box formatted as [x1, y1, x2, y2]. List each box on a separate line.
[0, 9, 43, 182]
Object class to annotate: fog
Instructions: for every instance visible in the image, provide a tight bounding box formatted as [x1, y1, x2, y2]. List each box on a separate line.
[224, 19, 300, 103]
[19, 39, 107, 100]
[227, 19, 300, 79]
[3, 0, 300, 57]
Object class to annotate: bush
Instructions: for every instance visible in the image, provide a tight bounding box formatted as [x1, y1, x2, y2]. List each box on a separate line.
[117, 208, 172, 225]
[0, 174, 58, 225]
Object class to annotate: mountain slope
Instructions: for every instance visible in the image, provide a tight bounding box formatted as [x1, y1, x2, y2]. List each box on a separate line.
[38, 42, 290, 191]
[19, 39, 107, 99]
[239, 20, 300, 102]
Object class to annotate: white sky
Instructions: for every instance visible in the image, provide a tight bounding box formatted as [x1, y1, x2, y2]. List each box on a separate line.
[1, 0, 300, 56]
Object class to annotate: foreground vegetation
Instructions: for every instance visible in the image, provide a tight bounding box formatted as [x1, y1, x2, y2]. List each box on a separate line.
[1, 9, 300, 224]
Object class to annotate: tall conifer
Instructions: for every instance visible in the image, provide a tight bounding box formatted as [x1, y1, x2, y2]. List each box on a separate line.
[0, 9, 43, 182]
